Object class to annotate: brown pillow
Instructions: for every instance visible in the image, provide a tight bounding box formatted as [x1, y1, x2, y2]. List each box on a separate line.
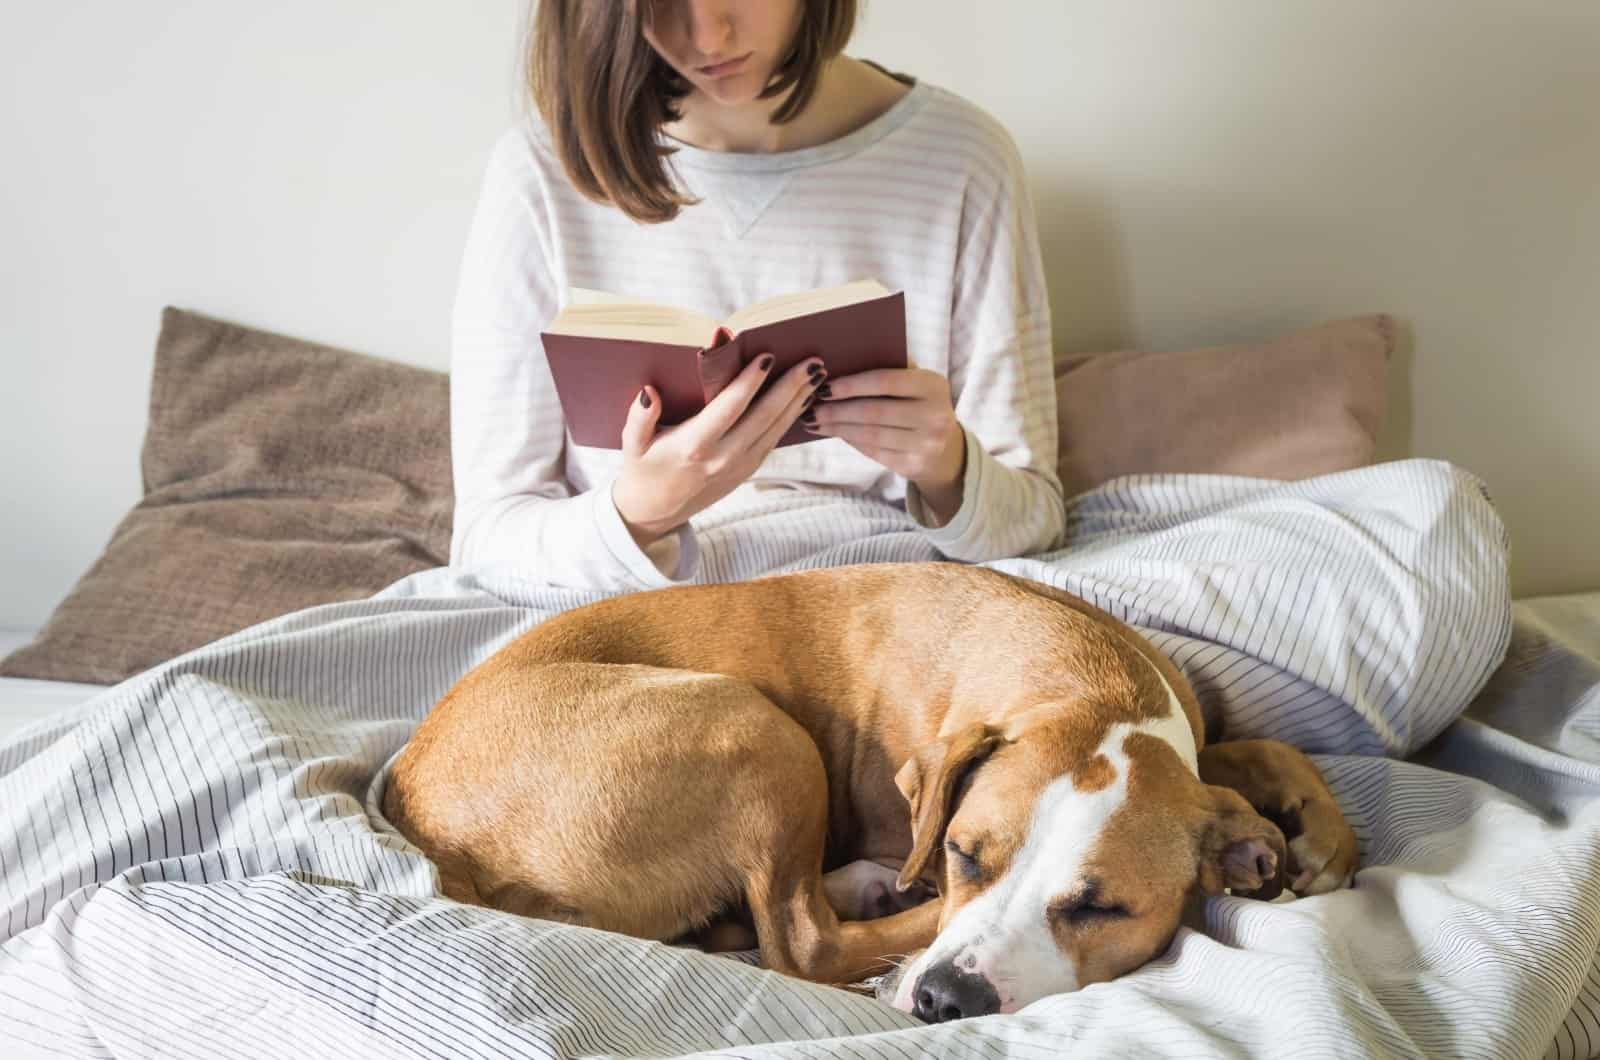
[1, 308, 453, 685]
[1055, 315, 1393, 497]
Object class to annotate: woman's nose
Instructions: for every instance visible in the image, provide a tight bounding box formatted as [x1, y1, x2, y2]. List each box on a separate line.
[684, 0, 737, 59]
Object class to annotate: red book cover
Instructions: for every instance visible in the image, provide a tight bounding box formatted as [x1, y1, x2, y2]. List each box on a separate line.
[541, 290, 907, 450]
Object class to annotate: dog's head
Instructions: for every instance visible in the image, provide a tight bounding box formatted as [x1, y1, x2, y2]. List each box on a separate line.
[886, 683, 1284, 1022]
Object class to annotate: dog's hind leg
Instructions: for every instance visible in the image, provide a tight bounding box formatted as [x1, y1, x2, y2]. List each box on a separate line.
[390, 658, 940, 978]
[751, 851, 943, 984]
[734, 714, 943, 984]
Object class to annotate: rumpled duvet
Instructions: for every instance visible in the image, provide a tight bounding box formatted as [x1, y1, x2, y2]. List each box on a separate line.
[9, 458, 1594, 1060]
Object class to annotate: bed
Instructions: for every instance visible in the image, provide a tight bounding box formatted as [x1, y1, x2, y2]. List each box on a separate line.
[4, 461, 1599, 1059]
[0, 630, 107, 741]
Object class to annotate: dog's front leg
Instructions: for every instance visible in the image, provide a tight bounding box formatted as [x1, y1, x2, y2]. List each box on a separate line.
[1199, 739, 1359, 895]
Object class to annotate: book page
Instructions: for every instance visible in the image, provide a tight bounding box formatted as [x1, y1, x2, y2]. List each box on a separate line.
[723, 279, 893, 334]
[544, 288, 722, 347]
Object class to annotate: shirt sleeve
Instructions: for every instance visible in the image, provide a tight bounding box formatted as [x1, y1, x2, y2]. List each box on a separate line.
[903, 124, 1067, 559]
[448, 129, 701, 592]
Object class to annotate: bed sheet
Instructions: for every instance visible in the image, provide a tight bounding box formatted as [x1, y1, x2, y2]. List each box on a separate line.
[2, 461, 1575, 1059]
[0, 629, 110, 741]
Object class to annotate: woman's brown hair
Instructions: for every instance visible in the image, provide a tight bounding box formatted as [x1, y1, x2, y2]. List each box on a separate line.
[527, 0, 858, 225]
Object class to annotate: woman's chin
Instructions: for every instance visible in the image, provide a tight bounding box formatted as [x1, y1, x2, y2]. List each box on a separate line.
[689, 66, 775, 106]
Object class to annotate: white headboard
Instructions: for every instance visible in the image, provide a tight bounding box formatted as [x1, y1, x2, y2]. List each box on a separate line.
[3, 1, 1595, 627]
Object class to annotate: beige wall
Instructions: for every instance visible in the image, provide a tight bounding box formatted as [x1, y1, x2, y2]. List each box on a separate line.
[853, 1, 1599, 597]
[3, 2, 1596, 628]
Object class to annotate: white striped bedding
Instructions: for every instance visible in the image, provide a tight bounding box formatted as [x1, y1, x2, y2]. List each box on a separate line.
[8, 457, 1595, 1059]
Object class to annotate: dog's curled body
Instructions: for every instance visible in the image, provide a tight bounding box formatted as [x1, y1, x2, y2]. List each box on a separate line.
[383, 562, 1357, 1015]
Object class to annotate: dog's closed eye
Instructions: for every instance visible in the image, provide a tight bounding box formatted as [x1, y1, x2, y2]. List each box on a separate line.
[1048, 880, 1130, 925]
[945, 839, 984, 882]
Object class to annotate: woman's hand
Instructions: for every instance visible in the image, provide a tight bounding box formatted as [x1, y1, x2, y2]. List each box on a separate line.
[800, 367, 968, 525]
[612, 354, 826, 548]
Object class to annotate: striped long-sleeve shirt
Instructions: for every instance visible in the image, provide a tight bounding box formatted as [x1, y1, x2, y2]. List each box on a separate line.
[449, 68, 1066, 592]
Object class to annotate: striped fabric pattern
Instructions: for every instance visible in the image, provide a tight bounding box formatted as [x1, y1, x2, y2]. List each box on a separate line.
[448, 75, 1067, 594]
[6, 458, 1584, 1060]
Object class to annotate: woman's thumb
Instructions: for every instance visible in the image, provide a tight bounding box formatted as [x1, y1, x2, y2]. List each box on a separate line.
[621, 385, 659, 459]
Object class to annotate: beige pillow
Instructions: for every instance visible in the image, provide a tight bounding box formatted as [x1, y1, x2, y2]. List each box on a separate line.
[1055, 315, 1393, 497]
[0, 308, 453, 685]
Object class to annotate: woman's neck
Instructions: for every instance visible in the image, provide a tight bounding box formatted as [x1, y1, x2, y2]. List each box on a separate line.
[661, 55, 911, 155]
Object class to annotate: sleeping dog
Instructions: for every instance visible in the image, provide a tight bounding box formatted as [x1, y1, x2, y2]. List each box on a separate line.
[382, 562, 1356, 1021]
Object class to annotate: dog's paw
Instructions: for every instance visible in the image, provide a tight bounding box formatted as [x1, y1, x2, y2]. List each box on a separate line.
[1284, 796, 1358, 896]
[1199, 739, 1359, 898]
[825, 860, 937, 920]
[868, 877, 936, 918]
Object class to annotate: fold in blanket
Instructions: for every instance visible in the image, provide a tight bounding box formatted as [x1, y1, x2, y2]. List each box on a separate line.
[5, 458, 1576, 1060]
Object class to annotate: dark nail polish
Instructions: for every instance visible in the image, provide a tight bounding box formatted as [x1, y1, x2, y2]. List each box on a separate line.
[807, 363, 825, 378]
[802, 410, 818, 426]
[816, 384, 832, 399]
[639, 389, 651, 408]
[758, 354, 774, 371]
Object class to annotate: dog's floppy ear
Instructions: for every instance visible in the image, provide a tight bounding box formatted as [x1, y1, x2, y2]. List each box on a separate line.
[894, 722, 999, 892]
[1195, 784, 1287, 900]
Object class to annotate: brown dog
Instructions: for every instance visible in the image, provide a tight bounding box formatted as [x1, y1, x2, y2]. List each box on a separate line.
[383, 562, 1356, 1021]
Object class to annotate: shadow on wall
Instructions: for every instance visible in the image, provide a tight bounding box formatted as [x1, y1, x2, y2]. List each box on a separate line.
[1377, 317, 1416, 462]
[1033, 180, 1134, 360]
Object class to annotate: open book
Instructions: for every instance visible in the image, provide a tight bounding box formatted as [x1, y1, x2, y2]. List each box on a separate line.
[540, 279, 907, 449]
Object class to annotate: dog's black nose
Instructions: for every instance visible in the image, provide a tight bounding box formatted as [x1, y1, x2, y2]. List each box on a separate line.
[911, 960, 1001, 1022]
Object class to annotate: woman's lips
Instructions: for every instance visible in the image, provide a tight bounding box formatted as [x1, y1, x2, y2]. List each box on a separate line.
[698, 52, 751, 78]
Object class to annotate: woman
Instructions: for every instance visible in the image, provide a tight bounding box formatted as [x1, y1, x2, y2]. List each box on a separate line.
[450, 0, 1066, 592]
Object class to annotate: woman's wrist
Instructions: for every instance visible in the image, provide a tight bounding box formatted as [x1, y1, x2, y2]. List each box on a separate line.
[611, 478, 675, 550]
[913, 427, 969, 527]
[620, 517, 663, 552]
